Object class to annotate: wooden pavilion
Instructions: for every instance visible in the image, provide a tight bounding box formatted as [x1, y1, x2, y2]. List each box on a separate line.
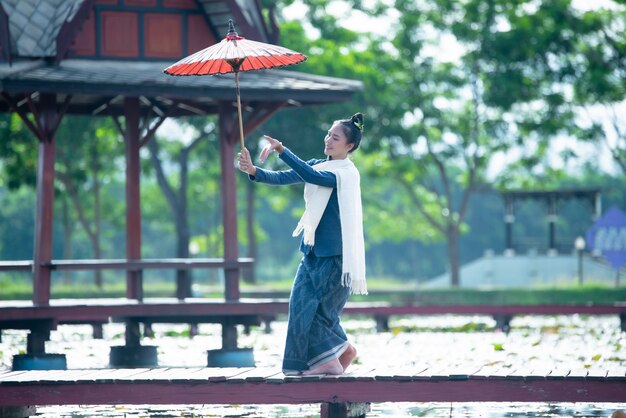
[500, 189, 602, 254]
[0, 0, 361, 368]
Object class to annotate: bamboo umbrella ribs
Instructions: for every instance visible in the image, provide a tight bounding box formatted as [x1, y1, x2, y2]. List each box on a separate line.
[164, 19, 307, 148]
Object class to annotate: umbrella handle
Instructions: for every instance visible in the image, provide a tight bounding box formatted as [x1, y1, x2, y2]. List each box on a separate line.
[235, 72, 245, 149]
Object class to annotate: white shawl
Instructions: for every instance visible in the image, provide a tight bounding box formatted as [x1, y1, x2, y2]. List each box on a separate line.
[292, 158, 367, 295]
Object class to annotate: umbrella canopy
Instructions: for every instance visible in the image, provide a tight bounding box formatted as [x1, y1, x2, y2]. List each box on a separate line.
[164, 20, 307, 147]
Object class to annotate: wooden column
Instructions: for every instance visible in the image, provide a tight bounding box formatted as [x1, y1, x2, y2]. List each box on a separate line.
[548, 194, 557, 253]
[321, 403, 347, 418]
[219, 104, 240, 302]
[504, 196, 514, 254]
[32, 94, 58, 306]
[219, 103, 239, 351]
[321, 402, 370, 418]
[124, 97, 143, 301]
[593, 191, 602, 220]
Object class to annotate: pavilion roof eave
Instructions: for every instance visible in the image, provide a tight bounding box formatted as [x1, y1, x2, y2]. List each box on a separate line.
[0, 78, 359, 104]
[0, 59, 363, 116]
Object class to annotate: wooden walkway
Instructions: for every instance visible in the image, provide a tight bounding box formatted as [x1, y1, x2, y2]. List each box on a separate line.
[1, 298, 625, 349]
[1, 298, 624, 323]
[0, 366, 624, 409]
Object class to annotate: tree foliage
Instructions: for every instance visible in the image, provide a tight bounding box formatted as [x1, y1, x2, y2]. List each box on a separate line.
[1, 1, 625, 287]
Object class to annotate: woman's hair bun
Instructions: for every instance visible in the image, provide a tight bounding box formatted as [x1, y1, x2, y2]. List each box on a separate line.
[335, 112, 364, 153]
[351, 113, 364, 131]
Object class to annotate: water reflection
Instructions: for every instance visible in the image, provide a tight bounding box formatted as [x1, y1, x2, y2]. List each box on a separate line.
[35, 402, 625, 417]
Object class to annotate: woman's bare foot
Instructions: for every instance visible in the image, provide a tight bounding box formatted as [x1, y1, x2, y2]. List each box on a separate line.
[339, 344, 357, 372]
[302, 359, 343, 375]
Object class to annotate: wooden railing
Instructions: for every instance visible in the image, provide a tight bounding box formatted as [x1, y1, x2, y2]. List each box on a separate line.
[0, 261, 33, 271]
[0, 258, 253, 271]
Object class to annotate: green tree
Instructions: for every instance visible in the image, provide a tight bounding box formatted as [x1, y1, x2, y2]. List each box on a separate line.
[572, 3, 626, 174]
[56, 116, 123, 287]
[0, 113, 37, 189]
[146, 117, 217, 297]
[355, 0, 524, 286]
[260, 0, 499, 284]
[252, 0, 411, 279]
[449, 0, 626, 177]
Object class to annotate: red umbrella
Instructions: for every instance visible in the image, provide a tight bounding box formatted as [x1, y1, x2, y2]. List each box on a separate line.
[164, 19, 307, 148]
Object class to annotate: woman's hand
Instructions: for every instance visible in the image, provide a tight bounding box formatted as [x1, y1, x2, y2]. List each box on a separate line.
[237, 147, 256, 176]
[259, 135, 285, 162]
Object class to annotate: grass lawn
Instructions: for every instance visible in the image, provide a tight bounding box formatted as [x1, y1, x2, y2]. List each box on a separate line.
[1, 275, 625, 305]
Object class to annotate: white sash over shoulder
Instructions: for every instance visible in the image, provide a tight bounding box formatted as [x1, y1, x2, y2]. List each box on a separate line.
[292, 159, 367, 295]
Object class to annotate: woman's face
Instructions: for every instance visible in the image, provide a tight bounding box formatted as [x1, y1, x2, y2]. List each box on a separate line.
[324, 123, 353, 159]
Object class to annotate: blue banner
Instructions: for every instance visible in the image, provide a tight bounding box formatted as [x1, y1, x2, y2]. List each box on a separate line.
[586, 206, 626, 270]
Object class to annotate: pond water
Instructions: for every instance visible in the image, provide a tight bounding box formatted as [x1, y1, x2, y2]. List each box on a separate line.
[1, 314, 625, 417]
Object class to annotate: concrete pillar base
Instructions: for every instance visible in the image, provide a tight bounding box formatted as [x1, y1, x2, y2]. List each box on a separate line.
[207, 348, 254, 367]
[0, 406, 36, 418]
[109, 345, 158, 368]
[12, 354, 66, 371]
[321, 402, 370, 418]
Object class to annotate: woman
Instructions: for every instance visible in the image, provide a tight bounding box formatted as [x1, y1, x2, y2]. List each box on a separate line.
[237, 113, 367, 376]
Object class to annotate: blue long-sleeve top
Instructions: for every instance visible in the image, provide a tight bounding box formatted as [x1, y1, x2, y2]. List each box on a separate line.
[249, 147, 342, 257]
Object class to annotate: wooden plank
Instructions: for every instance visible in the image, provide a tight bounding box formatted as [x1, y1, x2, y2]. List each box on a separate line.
[401, 366, 430, 380]
[566, 368, 589, 380]
[182, 367, 250, 382]
[0, 370, 62, 383]
[357, 368, 383, 381]
[138, 368, 217, 382]
[430, 366, 483, 381]
[3, 378, 626, 405]
[112, 368, 168, 382]
[314, 366, 376, 382]
[0, 371, 30, 382]
[0, 261, 33, 271]
[428, 367, 462, 381]
[265, 372, 287, 384]
[37, 369, 98, 382]
[222, 368, 262, 383]
[298, 373, 323, 382]
[524, 367, 552, 380]
[46, 258, 254, 271]
[2, 300, 626, 314]
[69, 368, 130, 382]
[243, 367, 284, 382]
[126, 368, 179, 382]
[606, 367, 626, 380]
[161, 367, 208, 382]
[167, 367, 231, 382]
[448, 366, 483, 381]
[1, 301, 625, 333]
[486, 367, 515, 380]
[282, 374, 310, 382]
[373, 366, 424, 381]
[505, 367, 527, 380]
[546, 367, 570, 380]
[411, 366, 433, 380]
[585, 368, 608, 381]
[340, 366, 377, 382]
[94, 368, 154, 382]
[470, 364, 503, 380]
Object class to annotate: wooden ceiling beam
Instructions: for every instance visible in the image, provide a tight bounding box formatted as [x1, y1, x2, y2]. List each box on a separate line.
[0, 92, 39, 138]
[0, 3, 11, 64]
